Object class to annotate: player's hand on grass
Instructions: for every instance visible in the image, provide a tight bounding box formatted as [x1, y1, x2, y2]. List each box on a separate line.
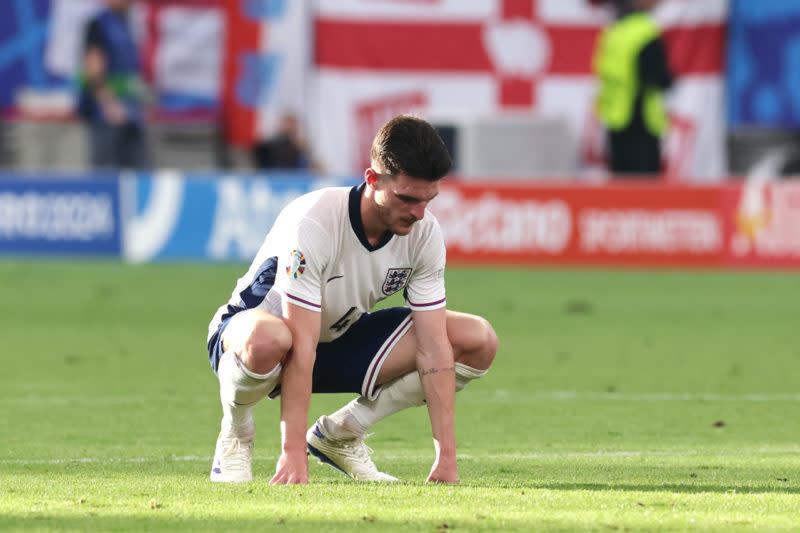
[426, 456, 460, 484]
[269, 450, 309, 485]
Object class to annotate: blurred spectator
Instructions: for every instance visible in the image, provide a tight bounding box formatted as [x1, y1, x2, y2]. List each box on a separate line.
[0, 116, 6, 168]
[77, 0, 149, 169]
[251, 112, 317, 170]
[592, 0, 672, 177]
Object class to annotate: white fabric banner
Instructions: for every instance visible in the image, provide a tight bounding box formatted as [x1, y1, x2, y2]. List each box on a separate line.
[254, 1, 312, 139]
[44, 0, 221, 105]
[155, 6, 223, 99]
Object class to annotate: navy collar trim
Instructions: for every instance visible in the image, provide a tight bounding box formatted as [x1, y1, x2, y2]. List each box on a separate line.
[349, 183, 393, 251]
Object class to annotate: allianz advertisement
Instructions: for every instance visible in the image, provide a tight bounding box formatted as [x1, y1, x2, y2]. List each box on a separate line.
[122, 172, 356, 262]
[0, 172, 357, 261]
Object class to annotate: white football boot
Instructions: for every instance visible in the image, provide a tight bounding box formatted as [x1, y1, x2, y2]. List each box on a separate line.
[210, 425, 255, 483]
[306, 416, 398, 482]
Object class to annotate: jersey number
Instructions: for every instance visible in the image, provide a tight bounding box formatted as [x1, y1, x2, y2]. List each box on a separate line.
[330, 306, 357, 332]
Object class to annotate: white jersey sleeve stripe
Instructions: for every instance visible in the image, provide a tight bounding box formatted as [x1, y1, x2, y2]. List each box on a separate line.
[286, 292, 322, 310]
[406, 296, 447, 310]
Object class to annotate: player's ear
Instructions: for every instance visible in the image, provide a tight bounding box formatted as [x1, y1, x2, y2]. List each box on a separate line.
[365, 168, 378, 187]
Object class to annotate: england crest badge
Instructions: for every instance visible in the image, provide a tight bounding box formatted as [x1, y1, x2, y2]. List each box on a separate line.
[382, 267, 412, 295]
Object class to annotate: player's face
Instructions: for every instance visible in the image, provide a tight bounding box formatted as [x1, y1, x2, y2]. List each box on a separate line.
[373, 173, 440, 235]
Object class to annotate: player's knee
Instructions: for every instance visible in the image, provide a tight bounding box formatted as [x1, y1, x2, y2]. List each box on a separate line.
[476, 317, 498, 369]
[453, 315, 497, 370]
[241, 320, 292, 371]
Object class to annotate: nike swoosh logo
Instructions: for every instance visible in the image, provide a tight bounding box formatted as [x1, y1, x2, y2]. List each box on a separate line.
[326, 275, 344, 283]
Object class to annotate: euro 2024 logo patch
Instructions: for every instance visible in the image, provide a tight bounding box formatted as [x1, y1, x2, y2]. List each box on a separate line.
[382, 267, 412, 296]
[286, 249, 306, 279]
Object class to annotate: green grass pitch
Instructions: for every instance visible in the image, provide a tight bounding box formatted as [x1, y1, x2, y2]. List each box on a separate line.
[1, 259, 799, 531]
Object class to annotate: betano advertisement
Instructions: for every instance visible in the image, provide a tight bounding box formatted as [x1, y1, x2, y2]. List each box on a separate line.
[1, 173, 798, 268]
[432, 180, 800, 268]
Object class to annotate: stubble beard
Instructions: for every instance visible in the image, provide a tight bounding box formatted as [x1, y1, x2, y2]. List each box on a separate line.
[375, 202, 413, 236]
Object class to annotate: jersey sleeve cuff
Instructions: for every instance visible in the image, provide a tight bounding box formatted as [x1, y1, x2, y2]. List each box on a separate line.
[284, 291, 322, 312]
[406, 296, 446, 311]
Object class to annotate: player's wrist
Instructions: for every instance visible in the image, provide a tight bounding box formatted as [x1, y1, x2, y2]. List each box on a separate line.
[435, 451, 457, 466]
[279, 418, 309, 452]
[280, 441, 307, 455]
[434, 444, 457, 461]
[433, 437, 457, 465]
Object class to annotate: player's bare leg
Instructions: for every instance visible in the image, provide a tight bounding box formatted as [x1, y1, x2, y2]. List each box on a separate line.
[307, 311, 497, 481]
[211, 309, 291, 482]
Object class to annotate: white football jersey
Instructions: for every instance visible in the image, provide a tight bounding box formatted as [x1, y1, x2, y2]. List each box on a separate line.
[208, 184, 446, 344]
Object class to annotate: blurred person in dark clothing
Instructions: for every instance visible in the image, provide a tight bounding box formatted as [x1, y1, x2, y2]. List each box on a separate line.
[78, 0, 149, 169]
[592, 0, 673, 176]
[252, 112, 315, 170]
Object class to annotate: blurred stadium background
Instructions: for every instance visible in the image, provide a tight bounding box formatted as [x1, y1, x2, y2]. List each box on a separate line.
[3, 4, 800, 529]
[0, 0, 798, 267]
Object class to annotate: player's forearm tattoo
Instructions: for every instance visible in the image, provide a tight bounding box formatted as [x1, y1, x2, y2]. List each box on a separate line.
[421, 366, 455, 376]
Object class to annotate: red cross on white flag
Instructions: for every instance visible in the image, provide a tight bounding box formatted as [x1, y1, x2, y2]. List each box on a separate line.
[317, 0, 608, 110]
[311, 0, 726, 179]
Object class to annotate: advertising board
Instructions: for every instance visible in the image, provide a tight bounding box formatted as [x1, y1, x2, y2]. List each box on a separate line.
[432, 180, 800, 268]
[0, 176, 120, 255]
[122, 171, 357, 262]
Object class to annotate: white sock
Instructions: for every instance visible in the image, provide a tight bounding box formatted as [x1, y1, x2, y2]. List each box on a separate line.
[327, 362, 488, 438]
[454, 362, 488, 392]
[217, 350, 281, 435]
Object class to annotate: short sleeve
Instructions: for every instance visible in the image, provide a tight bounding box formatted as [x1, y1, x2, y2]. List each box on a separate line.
[273, 217, 331, 312]
[405, 219, 447, 311]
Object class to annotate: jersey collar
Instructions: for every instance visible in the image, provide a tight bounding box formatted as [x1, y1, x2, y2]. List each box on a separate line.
[349, 183, 394, 251]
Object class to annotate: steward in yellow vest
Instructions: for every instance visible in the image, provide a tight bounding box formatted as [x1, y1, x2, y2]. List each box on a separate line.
[592, 0, 673, 176]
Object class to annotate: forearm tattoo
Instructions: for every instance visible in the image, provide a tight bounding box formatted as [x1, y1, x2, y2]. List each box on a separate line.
[420, 366, 455, 376]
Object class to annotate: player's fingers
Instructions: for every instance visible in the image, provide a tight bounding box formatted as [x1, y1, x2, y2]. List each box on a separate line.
[426, 477, 460, 484]
[269, 472, 288, 485]
[426, 472, 460, 484]
[268, 471, 308, 485]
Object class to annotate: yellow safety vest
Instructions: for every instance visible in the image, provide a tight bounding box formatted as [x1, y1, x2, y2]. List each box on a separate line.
[593, 13, 668, 136]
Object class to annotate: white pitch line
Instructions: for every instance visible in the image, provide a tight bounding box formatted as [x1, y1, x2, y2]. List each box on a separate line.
[3, 449, 799, 465]
[7, 391, 800, 406]
[0, 455, 212, 465]
[450, 449, 800, 460]
[490, 390, 800, 402]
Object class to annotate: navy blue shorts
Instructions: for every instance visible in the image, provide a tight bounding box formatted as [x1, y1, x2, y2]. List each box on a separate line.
[207, 307, 412, 400]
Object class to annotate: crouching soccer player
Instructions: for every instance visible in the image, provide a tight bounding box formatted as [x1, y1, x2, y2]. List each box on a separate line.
[206, 115, 498, 484]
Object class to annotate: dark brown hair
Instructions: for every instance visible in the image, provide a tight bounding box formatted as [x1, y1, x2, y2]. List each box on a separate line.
[369, 115, 452, 181]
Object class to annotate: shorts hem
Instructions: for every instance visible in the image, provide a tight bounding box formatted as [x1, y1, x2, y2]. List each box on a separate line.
[360, 314, 413, 400]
